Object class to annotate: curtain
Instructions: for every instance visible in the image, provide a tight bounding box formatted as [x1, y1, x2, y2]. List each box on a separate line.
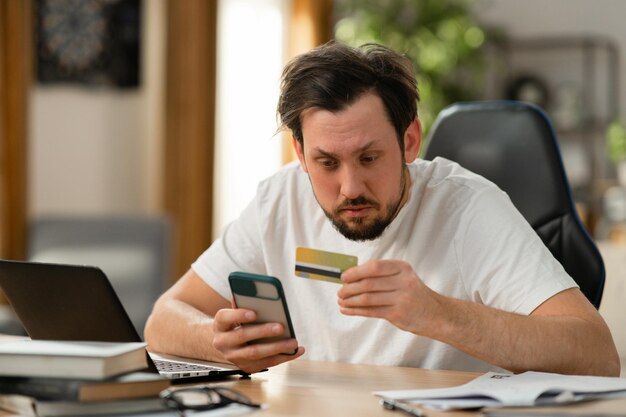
[282, 0, 333, 164]
[0, 0, 31, 264]
[163, 0, 218, 280]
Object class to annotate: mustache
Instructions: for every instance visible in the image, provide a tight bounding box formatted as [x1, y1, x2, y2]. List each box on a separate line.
[335, 196, 380, 213]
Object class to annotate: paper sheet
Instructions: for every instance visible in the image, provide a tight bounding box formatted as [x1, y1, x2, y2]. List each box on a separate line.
[373, 371, 626, 410]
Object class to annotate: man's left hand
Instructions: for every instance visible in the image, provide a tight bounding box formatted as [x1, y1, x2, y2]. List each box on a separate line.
[337, 260, 439, 335]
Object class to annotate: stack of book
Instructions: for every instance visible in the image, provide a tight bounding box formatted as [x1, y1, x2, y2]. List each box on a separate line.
[0, 339, 171, 416]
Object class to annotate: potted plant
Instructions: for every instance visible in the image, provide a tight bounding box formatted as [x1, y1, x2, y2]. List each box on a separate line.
[607, 120, 626, 186]
[333, 0, 501, 135]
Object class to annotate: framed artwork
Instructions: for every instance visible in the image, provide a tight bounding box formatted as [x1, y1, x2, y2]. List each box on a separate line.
[36, 0, 141, 88]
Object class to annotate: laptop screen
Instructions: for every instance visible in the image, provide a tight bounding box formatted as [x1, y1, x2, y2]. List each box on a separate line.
[0, 260, 158, 373]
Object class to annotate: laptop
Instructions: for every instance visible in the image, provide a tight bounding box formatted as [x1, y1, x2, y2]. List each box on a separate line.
[0, 260, 248, 383]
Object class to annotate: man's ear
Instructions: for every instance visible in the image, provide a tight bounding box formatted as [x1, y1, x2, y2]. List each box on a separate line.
[292, 136, 308, 173]
[403, 119, 422, 163]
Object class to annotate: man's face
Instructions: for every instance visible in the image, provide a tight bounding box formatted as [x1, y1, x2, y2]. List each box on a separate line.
[295, 93, 421, 241]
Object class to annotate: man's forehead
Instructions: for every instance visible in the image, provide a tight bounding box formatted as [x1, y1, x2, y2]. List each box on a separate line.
[308, 140, 379, 157]
[300, 95, 395, 152]
[301, 93, 385, 124]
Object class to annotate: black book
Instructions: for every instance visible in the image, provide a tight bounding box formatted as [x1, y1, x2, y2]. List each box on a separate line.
[0, 393, 167, 416]
[0, 372, 170, 402]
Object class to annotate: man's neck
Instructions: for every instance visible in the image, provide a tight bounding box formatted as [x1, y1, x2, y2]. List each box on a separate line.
[390, 164, 411, 222]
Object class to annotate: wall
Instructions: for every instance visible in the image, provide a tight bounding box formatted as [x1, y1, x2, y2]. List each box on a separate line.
[28, 0, 165, 218]
[28, 0, 288, 239]
[213, 0, 289, 239]
[473, 0, 626, 221]
[29, 88, 143, 215]
[475, 0, 626, 121]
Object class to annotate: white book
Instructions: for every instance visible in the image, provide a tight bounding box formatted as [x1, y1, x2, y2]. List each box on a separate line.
[0, 340, 148, 380]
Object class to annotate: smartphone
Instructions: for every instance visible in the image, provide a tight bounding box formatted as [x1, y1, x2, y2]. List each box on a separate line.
[228, 271, 297, 355]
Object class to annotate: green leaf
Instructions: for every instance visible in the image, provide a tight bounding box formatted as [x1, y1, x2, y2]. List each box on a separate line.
[607, 120, 626, 163]
[334, 0, 494, 134]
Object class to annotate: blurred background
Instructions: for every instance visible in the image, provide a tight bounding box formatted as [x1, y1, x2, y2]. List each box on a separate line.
[1, 0, 626, 368]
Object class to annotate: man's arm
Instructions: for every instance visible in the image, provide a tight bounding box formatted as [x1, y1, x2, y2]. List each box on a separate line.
[337, 260, 620, 376]
[144, 269, 304, 373]
[444, 286, 618, 375]
[144, 269, 230, 362]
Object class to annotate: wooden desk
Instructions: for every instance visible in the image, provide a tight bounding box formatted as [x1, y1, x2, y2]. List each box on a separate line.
[1, 334, 625, 417]
[213, 360, 478, 417]
[201, 360, 626, 417]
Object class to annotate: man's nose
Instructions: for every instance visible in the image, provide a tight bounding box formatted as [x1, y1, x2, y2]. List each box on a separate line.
[339, 166, 366, 200]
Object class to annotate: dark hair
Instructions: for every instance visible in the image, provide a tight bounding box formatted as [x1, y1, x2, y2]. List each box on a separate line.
[277, 41, 419, 149]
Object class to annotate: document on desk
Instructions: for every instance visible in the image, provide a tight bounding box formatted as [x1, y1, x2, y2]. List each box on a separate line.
[373, 371, 626, 410]
[86, 403, 259, 417]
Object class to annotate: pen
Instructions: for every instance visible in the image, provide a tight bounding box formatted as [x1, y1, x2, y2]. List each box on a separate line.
[380, 398, 426, 417]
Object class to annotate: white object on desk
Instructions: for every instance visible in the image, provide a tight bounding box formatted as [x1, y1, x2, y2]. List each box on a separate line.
[374, 371, 626, 410]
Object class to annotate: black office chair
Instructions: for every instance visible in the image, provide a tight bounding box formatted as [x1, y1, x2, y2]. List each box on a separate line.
[423, 101, 605, 308]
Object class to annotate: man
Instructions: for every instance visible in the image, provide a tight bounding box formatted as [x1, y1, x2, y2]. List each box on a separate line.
[145, 42, 619, 376]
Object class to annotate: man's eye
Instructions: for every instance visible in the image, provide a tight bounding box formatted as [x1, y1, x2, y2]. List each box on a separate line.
[361, 155, 378, 164]
[318, 159, 338, 169]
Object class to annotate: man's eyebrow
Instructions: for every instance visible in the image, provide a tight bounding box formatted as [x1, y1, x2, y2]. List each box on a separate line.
[311, 140, 378, 158]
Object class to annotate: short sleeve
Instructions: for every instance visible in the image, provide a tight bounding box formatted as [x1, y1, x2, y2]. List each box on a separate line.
[454, 186, 577, 314]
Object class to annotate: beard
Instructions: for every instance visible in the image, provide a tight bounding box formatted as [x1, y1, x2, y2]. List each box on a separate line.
[321, 166, 407, 241]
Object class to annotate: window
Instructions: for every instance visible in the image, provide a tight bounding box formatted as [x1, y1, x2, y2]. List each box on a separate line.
[213, 0, 290, 238]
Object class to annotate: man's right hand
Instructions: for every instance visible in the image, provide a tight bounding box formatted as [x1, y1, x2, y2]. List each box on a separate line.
[211, 308, 305, 374]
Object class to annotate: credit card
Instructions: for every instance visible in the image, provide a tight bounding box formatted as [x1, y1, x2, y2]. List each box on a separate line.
[295, 247, 358, 284]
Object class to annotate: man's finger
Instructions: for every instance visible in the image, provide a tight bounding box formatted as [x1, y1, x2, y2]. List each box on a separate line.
[337, 290, 396, 308]
[227, 322, 285, 346]
[237, 346, 306, 374]
[337, 276, 397, 299]
[213, 308, 256, 332]
[339, 306, 390, 318]
[228, 338, 300, 361]
[341, 260, 401, 283]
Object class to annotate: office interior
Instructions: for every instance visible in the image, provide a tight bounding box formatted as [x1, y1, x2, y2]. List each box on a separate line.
[1, 0, 626, 375]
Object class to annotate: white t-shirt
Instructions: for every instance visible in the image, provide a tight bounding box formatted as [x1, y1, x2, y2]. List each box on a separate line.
[192, 158, 576, 372]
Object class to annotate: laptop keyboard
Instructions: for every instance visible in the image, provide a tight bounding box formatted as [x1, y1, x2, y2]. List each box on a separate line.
[153, 359, 223, 373]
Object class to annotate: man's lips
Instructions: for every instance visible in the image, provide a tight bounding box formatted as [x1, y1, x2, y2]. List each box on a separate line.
[339, 206, 371, 218]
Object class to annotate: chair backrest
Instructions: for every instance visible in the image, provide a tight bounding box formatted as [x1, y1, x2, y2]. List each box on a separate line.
[27, 216, 171, 336]
[423, 101, 605, 308]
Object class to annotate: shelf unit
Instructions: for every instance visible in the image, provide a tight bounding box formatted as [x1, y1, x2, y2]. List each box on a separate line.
[484, 36, 620, 233]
